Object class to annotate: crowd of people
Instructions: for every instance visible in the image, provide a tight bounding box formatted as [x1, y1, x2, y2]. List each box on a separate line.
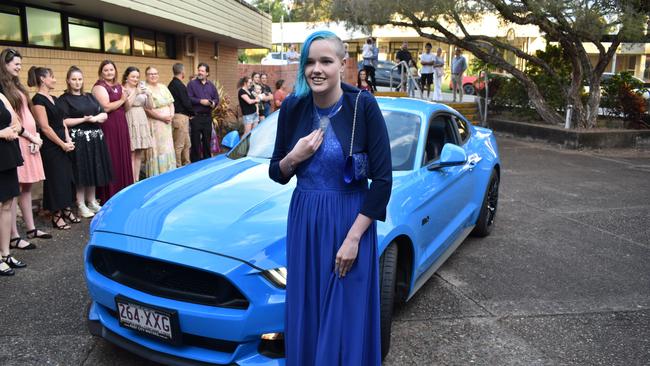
[359, 41, 468, 102]
[0, 48, 230, 276]
[237, 71, 287, 135]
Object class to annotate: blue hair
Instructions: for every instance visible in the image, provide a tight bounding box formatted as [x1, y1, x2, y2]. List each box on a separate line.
[294, 30, 344, 98]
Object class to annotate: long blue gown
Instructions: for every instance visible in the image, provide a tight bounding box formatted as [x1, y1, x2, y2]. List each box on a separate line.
[285, 105, 381, 366]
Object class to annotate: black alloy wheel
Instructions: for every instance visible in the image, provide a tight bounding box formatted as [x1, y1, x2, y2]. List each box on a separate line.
[471, 169, 499, 237]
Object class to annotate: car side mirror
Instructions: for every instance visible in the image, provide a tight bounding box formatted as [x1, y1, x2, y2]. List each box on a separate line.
[221, 130, 240, 149]
[427, 143, 467, 171]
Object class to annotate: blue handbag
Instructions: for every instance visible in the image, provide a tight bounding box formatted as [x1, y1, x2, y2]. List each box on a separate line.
[344, 91, 368, 183]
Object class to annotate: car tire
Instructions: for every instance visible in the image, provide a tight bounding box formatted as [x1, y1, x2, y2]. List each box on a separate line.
[463, 83, 476, 95]
[471, 169, 499, 237]
[379, 242, 398, 360]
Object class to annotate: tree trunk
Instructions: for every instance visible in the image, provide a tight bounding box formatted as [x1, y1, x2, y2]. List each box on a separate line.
[585, 85, 602, 129]
[516, 74, 564, 125]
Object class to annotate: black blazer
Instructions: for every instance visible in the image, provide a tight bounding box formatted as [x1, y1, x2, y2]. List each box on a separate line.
[269, 83, 392, 221]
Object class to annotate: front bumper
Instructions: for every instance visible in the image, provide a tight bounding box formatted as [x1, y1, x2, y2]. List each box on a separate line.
[85, 231, 285, 366]
[87, 311, 236, 366]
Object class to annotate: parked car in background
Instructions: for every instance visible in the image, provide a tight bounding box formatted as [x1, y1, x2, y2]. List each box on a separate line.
[472, 72, 513, 98]
[85, 98, 501, 365]
[584, 72, 650, 95]
[261, 52, 289, 65]
[449, 75, 479, 95]
[358, 60, 402, 88]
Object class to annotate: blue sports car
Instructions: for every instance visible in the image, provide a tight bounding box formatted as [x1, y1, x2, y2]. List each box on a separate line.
[85, 97, 501, 365]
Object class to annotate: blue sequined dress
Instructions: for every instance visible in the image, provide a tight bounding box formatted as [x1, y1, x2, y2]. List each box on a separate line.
[284, 105, 381, 366]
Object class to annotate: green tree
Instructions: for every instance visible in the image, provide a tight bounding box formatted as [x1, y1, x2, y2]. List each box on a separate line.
[327, 0, 649, 128]
[251, 0, 290, 22]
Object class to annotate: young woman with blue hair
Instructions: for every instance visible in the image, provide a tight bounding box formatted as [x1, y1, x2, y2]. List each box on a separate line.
[269, 31, 392, 365]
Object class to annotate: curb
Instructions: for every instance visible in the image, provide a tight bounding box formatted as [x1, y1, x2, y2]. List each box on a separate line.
[488, 118, 650, 149]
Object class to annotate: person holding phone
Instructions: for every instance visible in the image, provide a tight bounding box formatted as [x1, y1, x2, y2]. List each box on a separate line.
[122, 66, 153, 182]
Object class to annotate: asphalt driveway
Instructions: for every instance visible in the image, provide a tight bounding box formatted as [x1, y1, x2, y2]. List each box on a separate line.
[0, 136, 648, 365]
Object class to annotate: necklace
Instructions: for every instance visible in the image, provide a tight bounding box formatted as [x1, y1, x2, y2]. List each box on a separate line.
[314, 95, 343, 132]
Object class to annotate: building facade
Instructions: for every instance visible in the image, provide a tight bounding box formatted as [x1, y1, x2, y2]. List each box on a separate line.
[0, 0, 271, 98]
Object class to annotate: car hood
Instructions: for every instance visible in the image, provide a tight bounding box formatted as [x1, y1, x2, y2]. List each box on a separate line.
[92, 156, 294, 270]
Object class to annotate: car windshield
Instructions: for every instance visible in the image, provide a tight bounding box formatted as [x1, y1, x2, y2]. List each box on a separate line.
[229, 109, 421, 171]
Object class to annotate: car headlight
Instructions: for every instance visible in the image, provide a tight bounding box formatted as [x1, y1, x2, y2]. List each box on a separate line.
[261, 267, 287, 289]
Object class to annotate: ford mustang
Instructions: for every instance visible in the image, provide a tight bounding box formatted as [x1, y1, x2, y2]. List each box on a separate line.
[85, 97, 501, 365]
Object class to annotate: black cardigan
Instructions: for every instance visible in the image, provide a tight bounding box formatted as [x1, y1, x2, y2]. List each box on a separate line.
[269, 83, 392, 221]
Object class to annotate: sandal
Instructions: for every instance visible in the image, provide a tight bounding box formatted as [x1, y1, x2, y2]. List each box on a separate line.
[26, 228, 52, 239]
[0, 259, 15, 276]
[63, 208, 81, 224]
[2, 254, 26, 269]
[9, 237, 37, 250]
[52, 212, 71, 230]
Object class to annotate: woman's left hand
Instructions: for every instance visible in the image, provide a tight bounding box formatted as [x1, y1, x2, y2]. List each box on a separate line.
[335, 236, 360, 278]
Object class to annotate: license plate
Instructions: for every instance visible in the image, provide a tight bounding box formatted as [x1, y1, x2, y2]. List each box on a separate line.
[115, 296, 181, 344]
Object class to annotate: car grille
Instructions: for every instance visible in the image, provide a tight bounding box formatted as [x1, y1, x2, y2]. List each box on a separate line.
[91, 247, 249, 309]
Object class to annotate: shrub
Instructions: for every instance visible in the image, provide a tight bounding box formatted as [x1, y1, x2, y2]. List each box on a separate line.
[601, 72, 645, 121]
[619, 85, 648, 128]
[492, 77, 530, 112]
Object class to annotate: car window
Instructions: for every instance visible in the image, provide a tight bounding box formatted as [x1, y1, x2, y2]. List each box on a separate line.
[454, 116, 470, 144]
[422, 114, 458, 166]
[229, 110, 421, 171]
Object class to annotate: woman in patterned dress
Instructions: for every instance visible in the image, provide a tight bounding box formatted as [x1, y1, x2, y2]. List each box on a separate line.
[143, 66, 176, 177]
[122, 66, 153, 182]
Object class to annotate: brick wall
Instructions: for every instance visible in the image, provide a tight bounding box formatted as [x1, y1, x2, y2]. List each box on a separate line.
[10, 41, 240, 102]
[7, 42, 240, 204]
[11, 46, 192, 96]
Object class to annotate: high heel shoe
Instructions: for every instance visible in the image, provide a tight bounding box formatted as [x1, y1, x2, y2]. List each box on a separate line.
[63, 208, 81, 224]
[52, 212, 71, 230]
[2, 254, 26, 269]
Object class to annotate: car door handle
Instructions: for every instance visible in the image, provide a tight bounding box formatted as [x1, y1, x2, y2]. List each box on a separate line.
[467, 154, 482, 169]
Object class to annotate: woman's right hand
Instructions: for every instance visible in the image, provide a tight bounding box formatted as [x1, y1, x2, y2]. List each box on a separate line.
[287, 129, 324, 164]
[62, 141, 75, 152]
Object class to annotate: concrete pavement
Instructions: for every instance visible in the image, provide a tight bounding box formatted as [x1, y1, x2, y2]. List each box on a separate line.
[0, 136, 648, 365]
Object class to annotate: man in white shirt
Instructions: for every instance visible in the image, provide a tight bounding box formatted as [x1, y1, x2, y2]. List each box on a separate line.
[419, 43, 435, 100]
[286, 44, 300, 64]
[432, 47, 445, 101]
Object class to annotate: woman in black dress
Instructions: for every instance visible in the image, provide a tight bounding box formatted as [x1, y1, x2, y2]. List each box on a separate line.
[28, 67, 78, 229]
[57, 66, 111, 218]
[0, 91, 27, 275]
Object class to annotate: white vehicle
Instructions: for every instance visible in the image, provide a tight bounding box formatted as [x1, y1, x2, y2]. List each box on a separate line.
[261, 52, 289, 65]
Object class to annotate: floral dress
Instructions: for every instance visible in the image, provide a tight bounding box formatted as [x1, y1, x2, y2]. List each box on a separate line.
[143, 84, 176, 177]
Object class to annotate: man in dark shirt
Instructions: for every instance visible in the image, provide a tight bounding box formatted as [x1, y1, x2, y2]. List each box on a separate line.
[396, 42, 413, 92]
[187, 62, 219, 162]
[168, 63, 194, 167]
